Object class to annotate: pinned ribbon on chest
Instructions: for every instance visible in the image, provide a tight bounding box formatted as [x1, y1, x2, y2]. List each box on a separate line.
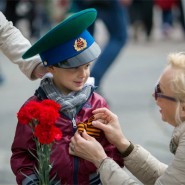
[77, 116, 101, 138]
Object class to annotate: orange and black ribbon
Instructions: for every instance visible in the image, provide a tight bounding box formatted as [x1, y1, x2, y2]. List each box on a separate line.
[77, 116, 101, 138]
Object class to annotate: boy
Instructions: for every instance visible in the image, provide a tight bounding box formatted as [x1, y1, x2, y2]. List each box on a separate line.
[11, 8, 124, 185]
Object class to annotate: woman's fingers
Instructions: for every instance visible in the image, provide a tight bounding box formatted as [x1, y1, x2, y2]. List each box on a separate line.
[92, 108, 118, 122]
[92, 107, 115, 116]
[69, 131, 94, 154]
[81, 130, 94, 141]
[92, 120, 110, 132]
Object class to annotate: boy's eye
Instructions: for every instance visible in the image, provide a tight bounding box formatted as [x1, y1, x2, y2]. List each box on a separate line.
[86, 64, 90, 68]
[86, 63, 92, 68]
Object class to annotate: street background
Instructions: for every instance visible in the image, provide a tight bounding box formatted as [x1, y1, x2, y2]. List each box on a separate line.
[1, 7, 185, 185]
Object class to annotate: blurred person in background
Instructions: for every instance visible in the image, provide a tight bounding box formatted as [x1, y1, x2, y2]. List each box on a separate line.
[128, 0, 154, 41]
[70, 52, 185, 184]
[4, 0, 20, 26]
[3, 0, 52, 39]
[155, 0, 178, 37]
[71, 0, 131, 96]
[175, 0, 185, 39]
[155, 0, 185, 39]
[4, 0, 37, 38]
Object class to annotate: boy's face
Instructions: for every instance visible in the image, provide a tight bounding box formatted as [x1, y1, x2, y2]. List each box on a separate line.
[48, 62, 92, 95]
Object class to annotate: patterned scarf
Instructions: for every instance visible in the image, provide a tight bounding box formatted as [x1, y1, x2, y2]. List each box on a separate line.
[39, 77, 92, 119]
[169, 123, 185, 154]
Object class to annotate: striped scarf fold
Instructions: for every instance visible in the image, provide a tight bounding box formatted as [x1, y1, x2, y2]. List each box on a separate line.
[39, 77, 92, 119]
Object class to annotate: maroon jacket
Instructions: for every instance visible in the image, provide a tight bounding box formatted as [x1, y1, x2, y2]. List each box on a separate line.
[11, 92, 124, 185]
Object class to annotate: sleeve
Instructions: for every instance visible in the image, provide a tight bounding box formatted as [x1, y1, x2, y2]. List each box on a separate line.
[98, 158, 139, 185]
[124, 145, 167, 184]
[10, 122, 37, 184]
[0, 11, 42, 80]
[100, 135, 124, 168]
[98, 145, 168, 185]
[154, 133, 185, 184]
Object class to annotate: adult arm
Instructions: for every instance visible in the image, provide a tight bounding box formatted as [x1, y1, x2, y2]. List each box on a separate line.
[153, 131, 185, 184]
[93, 108, 185, 184]
[100, 138, 185, 185]
[70, 108, 168, 185]
[110, 145, 167, 185]
[92, 108, 168, 184]
[69, 130, 139, 184]
[0, 11, 47, 80]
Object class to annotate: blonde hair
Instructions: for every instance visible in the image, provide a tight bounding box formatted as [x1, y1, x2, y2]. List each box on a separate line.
[167, 52, 185, 123]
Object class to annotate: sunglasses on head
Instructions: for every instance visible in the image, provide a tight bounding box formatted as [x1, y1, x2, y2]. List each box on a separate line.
[154, 84, 177, 102]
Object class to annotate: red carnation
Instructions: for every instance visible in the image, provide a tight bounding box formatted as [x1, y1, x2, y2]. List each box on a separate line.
[34, 124, 62, 144]
[16, 99, 62, 184]
[17, 101, 41, 125]
[41, 99, 61, 111]
[39, 106, 60, 126]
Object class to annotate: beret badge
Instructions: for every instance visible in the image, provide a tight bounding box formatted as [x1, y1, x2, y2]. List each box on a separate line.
[74, 37, 87, 51]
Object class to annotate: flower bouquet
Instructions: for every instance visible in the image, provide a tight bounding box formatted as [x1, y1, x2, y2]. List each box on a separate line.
[17, 99, 62, 185]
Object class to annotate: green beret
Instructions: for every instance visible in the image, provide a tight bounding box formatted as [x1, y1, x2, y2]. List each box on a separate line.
[23, 8, 101, 68]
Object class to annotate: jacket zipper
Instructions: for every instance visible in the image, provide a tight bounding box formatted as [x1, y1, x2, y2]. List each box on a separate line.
[72, 87, 95, 185]
[72, 117, 77, 130]
[72, 117, 78, 185]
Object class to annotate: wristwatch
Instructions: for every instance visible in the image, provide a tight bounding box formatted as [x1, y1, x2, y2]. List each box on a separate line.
[120, 141, 134, 158]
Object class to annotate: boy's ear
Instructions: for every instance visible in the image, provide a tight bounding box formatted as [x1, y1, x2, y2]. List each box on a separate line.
[47, 66, 54, 73]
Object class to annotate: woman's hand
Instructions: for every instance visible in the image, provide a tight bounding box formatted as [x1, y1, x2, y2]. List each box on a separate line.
[92, 108, 130, 153]
[32, 62, 48, 79]
[69, 130, 107, 168]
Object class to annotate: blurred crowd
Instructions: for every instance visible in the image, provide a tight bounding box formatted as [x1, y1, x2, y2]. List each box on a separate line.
[0, 0, 185, 39]
[129, 0, 185, 41]
[0, 0, 70, 40]
[1, 0, 185, 88]
[0, 0, 185, 41]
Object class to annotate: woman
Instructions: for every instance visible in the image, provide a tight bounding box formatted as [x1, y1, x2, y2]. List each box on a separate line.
[69, 52, 185, 184]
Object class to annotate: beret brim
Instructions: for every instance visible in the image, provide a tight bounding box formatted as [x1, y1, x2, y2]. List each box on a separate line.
[22, 8, 97, 59]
